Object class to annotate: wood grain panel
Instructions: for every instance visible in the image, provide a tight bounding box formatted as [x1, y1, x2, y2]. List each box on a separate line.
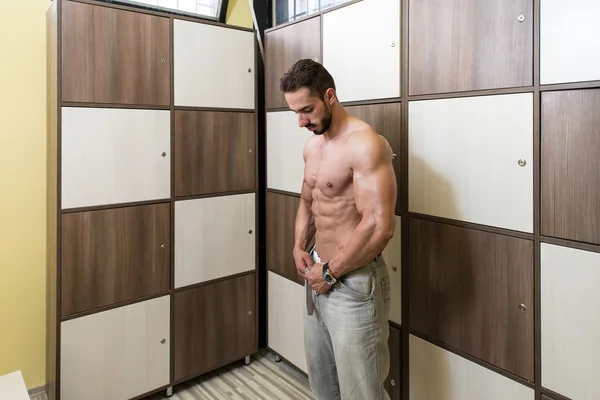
[174, 110, 255, 196]
[409, 335, 535, 400]
[346, 102, 402, 213]
[61, 203, 170, 316]
[266, 17, 321, 109]
[173, 273, 256, 382]
[540, 0, 600, 84]
[174, 194, 255, 288]
[267, 111, 313, 193]
[267, 192, 303, 285]
[541, 243, 600, 400]
[408, 0, 533, 95]
[61, 1, 170, 105]
[408, 93, 534, 233]
[45, 2, 58, 398]
[409, 218, 534, 381]
[385, 326, 401, 400]
[541, 89, 600, 245]
[541, 395, 559, 400]
[174, 19, 255, 109]
[60, 296, 170, 400]
[382, 215, 402, 325]
[267, 271, 307, 373]
[61, 107, 171, 209]
[322, 0, 401, 102]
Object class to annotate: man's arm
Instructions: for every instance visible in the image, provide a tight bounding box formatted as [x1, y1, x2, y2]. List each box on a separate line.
[292, 142, 316, 277]
[294, 180, 316, 254]
[327, 132, 397, 279]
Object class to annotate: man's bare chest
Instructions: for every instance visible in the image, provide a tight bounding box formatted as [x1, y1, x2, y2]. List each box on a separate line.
[304, 150, 353, 197]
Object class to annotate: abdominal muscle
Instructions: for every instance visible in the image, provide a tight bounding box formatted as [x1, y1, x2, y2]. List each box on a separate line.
[311, 187, 361, 263]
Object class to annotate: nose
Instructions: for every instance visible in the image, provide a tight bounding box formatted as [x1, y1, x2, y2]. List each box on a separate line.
[298, 114, 309, 128]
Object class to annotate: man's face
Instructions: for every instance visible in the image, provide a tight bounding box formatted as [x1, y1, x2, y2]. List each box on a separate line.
[284, 87, 332, 135]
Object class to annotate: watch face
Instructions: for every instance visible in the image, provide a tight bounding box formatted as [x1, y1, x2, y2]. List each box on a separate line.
[324, 274, 333, 283]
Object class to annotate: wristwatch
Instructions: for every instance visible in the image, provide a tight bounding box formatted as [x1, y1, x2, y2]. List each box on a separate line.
[322, 263, 337, 286]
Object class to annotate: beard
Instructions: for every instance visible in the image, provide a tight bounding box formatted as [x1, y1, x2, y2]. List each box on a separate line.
[308, 104, 332, 135]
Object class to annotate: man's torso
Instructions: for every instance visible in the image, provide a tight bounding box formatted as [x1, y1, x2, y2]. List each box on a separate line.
[303, 118, 375, 262]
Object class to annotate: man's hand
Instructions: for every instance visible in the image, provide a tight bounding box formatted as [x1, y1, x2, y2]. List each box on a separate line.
[293, 248, 314, 278]
[304, 263, 331, 295]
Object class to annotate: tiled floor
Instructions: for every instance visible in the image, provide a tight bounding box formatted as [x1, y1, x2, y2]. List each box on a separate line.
[145, 350, 313, 400]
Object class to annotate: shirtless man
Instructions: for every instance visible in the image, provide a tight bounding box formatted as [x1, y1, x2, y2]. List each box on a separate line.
[279, 59, 397, 400]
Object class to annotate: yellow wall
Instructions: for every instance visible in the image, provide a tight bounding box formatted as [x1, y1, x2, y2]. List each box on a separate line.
[0, 0, 49, 390]
[226, 0, 254, 29]
[0, 0, 253, 391]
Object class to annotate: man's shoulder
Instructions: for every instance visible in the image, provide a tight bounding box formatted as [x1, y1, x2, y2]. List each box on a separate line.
[348, 129, 393, 166]
[348, 128, 388, 151]
[303, 135, 321, 158]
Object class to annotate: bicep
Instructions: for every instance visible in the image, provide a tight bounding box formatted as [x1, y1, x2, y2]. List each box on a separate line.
[352, 139, 397, 219]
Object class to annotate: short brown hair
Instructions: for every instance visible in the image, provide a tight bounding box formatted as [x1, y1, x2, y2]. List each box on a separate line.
[279, 59, 336, 100]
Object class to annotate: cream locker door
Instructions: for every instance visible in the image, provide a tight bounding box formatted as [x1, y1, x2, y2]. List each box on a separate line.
[61, 107, 170, 209]
[267, 111, 313, 194]
[174, 19, 255, 109]
[268, 271, 307, 373]
[382, 215, 401, 325]
[60, 296, 170, 400]
[322, 0, 401, 102]
[541, 243, 600, 400]
[409, 335, 534, 400]
[540, 0, 600, 84]
[408, 93, 534, 233]
[175, 193, 255, 288]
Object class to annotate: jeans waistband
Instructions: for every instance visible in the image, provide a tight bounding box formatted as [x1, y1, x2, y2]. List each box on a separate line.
[310, 247, 382, 264]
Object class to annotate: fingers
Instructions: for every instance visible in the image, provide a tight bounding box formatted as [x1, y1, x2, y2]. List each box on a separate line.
[302, 253, 314, 268]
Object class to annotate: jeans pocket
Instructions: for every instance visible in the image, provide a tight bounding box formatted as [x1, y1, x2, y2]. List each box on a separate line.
[336, 267, 374, 301]
[380, 275, 391, 304]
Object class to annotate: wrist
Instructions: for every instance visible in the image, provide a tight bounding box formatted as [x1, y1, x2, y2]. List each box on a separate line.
[327, 258, 344, 279]
[322, 262, 337, 286]
[293, 245, 305, 256]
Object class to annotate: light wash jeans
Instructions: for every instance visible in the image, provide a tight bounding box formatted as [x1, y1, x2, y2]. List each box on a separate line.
[304, 248, 391, 400]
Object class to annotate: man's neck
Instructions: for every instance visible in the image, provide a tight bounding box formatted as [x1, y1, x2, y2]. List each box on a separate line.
[323, 104, 351, 141]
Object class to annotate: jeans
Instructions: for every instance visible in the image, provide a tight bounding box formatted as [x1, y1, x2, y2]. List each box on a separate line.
[304, 248, 391, 400]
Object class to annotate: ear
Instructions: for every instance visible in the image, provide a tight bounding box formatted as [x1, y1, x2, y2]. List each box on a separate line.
[325, 88, 336, 105]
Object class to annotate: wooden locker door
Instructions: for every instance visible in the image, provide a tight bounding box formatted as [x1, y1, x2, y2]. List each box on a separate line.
[385, 326, 401, 400]
[409, 218, 534, 381]
[265, 17, 321, 110]
[174, 193, 255, 288]
[174, 110, 256, 197]
[61, 107, 171, 209]
[408, 93, 534, 233]
[540, 0, 600, 84]
[173, 273, 256, 382]
[409, 0, 532, 95]
[541, 89, 600, 245]
[60, 296, 170, 400]
[345, 102, 402, 213]
[267, 271, 307, 373]
[266, 111, 313, 194]
[541, 243, 600, 400]
[409, 335, 535, 400]
[173, 19, 255, 109]
[382, 216, 401, 325]
[266, 192, 304, 285]
[61, 0, 170, 106]
[322, 0, 401, 102]
[61, 203, 170, 316]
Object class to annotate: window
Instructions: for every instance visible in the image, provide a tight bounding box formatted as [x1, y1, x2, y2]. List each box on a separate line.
[120, 0, 224, 20]
[274, 0, 353, 25]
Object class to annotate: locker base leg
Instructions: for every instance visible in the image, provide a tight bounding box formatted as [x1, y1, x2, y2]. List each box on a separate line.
[245, 355, 251, 365]
[275, 355, 281, 362]
[166, 386, 173, 397]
